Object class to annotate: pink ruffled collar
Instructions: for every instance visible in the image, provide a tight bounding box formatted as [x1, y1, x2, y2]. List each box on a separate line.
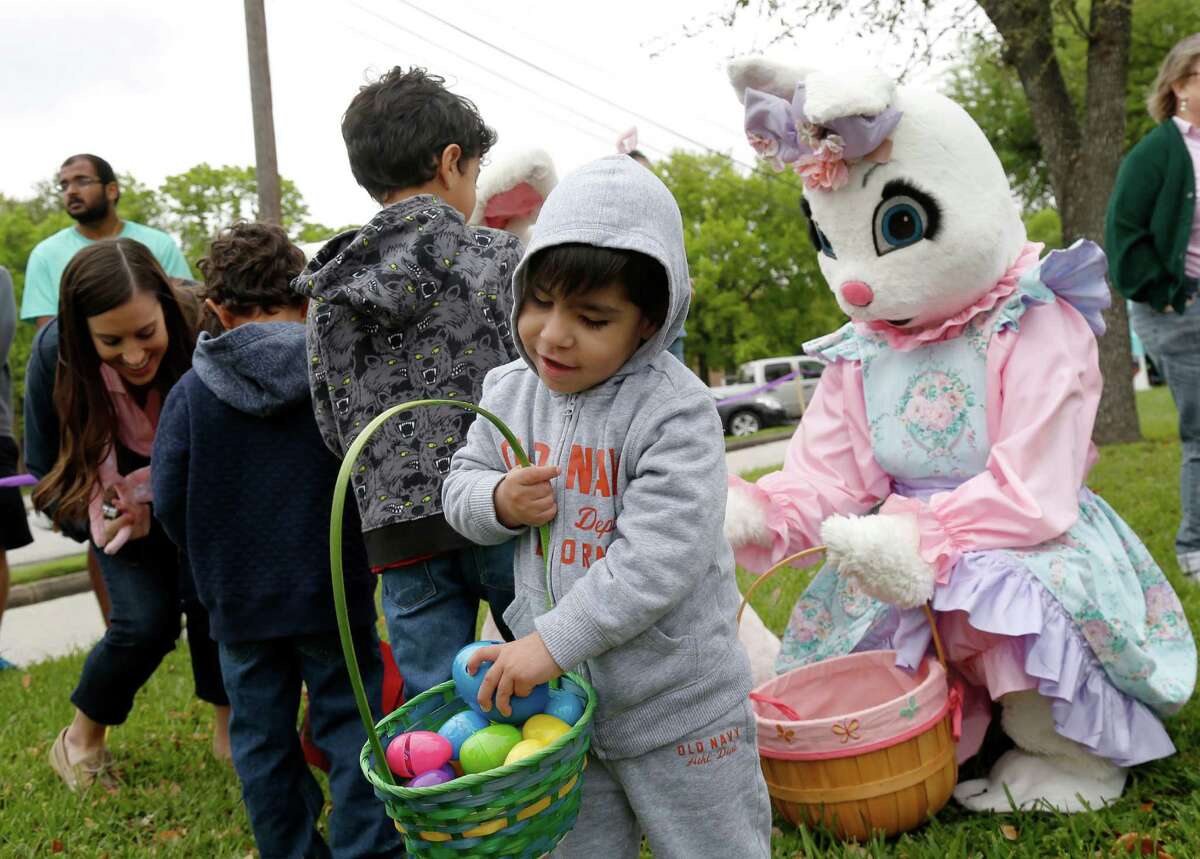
[861, 242, 1044, 351]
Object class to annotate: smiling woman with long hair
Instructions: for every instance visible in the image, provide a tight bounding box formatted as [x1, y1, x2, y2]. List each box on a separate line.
[27, 238, 229, 790]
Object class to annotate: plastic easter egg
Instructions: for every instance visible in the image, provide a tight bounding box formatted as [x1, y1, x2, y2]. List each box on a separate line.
[504, 738, 548, 766]
[451, 641, 551, 725]
[407, 764, 457, 788]
[544, 687, 585, 726]
[437, 710, 490, 758]
[385, 730, 453, 778]
[459, 724, 522, 774]
[522, 714, 571, 745]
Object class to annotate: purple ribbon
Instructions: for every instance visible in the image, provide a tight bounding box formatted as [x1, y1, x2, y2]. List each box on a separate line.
[713, 369, 802, 406]
[0, 474, 36, 488]
[743, 82, 903, 166]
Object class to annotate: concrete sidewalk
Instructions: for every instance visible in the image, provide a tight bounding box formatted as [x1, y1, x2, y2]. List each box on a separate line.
[0, 435, 797, 670]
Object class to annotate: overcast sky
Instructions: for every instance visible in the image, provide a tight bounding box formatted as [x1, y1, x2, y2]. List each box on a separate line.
[1, 0, 959, 233]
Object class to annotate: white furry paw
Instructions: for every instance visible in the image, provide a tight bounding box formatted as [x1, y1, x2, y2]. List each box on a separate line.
[725, 481, 772, 549]
[820, 513, 934, 608]
[953, 749, 1127, 813]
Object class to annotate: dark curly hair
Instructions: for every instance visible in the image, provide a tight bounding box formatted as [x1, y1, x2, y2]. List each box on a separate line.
[341, 66, 496, 202]
[198, 222, 306, 317]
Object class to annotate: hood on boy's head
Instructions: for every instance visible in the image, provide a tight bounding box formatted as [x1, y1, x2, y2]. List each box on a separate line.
[511, 155, 691, 374]
[193, 322, 311, 417]
[728, 57, 1027, 328]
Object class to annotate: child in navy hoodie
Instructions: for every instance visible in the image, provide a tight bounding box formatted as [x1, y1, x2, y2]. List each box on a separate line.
[152, 223, 400, 859]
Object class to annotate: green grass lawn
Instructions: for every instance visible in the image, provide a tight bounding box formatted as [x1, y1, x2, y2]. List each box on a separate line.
[1, 387, 1195, 857]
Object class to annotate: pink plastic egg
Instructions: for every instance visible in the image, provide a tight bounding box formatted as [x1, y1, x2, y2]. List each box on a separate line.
[385, 730, 453, 778]
[407, 764, 457, 788]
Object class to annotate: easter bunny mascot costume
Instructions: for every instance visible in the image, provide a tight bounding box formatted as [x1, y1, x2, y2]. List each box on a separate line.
[724, 57, 1196, 813]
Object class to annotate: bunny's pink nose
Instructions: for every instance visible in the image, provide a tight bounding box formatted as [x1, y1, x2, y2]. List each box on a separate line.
[840, 281, 875, 307]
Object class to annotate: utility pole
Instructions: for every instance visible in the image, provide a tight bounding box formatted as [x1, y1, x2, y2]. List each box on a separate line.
[244, 0, 281, 224]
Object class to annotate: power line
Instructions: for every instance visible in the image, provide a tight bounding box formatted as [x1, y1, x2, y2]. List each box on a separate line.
[345, 10, 637, 153]
[352, 0, 765, 174]
[342, 22, 675, 162]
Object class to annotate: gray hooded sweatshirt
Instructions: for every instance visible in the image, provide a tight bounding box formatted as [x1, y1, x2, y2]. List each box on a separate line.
[443, 156, 751, 760]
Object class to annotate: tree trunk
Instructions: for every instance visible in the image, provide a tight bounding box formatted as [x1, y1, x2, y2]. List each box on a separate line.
[978, 0, 1141, 445]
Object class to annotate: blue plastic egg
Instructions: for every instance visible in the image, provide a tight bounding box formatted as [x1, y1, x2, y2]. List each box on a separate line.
[544, 687, 585, 726]
[451, 640, 550, 725]
[437, 709, 490, 758]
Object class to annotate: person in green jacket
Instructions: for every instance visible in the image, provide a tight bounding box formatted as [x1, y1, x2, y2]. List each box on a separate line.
[1106, 33, 1200, 580]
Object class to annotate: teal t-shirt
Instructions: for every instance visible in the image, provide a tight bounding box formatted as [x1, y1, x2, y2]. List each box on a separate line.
[20, 221, 192, 321]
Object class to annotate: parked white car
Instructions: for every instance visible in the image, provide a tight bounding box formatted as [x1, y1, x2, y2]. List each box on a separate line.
[710, 356, 825, 436]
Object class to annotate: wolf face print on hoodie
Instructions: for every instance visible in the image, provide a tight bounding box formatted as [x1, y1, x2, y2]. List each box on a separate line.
[293, 197, 524, 567]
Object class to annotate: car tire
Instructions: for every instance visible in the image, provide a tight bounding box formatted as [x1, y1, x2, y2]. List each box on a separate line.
[727, 409, 762, 437]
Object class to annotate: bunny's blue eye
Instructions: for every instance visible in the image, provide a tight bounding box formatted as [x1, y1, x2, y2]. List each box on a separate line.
[872, 180, 940, 257]
[874, 198, 926, 254]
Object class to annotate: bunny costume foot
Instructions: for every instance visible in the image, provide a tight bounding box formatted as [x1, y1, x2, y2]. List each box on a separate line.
[953, 692, 1127, 812]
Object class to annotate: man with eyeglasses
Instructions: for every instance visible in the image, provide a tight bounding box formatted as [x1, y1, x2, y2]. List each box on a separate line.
[19, 154, 192, 629]
[20, 154, 191, 327]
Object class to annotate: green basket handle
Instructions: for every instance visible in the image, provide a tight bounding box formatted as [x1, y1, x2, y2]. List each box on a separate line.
[329, 398, 552, 787]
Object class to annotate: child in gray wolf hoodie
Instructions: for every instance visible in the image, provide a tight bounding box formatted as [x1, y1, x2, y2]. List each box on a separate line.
[442, 156, 771, 859]
[294, 67, 523, 699]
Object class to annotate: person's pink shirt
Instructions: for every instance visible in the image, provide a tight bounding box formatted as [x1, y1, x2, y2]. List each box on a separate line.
[1172, 116, 1200, 279]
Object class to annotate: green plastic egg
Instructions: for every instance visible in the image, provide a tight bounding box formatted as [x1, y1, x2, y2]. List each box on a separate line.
[459, 724, 522, 774]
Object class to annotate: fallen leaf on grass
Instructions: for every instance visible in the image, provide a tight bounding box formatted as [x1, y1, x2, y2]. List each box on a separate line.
[1140, 801, 1155, 813]
[21, 674, 31, 689]
[1112, 831, 1175, 858]
[154, 829, 186, 842]
[50, 840, 63, 853]
[1000, 823, 1019, 841]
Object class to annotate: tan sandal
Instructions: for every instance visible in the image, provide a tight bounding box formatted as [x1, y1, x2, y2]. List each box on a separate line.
[48, 727, 118, 791]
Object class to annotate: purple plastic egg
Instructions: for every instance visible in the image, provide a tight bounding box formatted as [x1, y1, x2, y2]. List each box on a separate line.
[407, 764, 456, 788]
[385, 730, 453, 778]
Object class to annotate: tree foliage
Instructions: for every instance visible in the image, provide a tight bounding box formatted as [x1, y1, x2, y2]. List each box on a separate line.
[158, 163, 317, 266]
[654, 152, 844, 379]
[948, 0, 1200, 212]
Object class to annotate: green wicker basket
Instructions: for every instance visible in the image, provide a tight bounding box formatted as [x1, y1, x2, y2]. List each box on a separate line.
[329, 399, 597, 858]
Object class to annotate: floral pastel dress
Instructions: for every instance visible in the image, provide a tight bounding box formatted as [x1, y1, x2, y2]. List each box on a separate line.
[748, 242, 1196, 767]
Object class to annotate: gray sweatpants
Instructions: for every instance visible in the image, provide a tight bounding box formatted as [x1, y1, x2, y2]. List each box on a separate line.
[553, 698, 771, 859]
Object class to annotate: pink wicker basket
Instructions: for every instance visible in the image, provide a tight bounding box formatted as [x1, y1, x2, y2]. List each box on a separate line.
[739, 548, 961, 841]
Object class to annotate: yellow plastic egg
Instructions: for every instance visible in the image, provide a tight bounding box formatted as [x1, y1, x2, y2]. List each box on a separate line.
[503, 738, 547, 766]
[522, 714, 571, 745]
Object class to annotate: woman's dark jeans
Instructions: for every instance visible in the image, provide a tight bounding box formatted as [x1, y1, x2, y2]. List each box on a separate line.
[70, 523, 227, 725]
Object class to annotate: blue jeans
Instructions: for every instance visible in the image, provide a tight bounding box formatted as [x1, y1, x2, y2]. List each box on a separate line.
[1131, 299, 1200, 571]
[218, 627, 402, 859]
[71, 525, 226, 725]
[381, 542, 516, 699]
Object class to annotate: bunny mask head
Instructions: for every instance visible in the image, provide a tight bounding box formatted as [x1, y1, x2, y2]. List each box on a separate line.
[729, 57, 1026, 329]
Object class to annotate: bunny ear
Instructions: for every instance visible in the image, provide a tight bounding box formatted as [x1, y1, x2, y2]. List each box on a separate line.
[727, 55, 810, 103]
[616, 127, 639, 154]
[469, 148, 558, 227]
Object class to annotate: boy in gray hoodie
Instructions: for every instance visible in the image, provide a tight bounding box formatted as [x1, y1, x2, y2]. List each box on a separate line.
[442, 156, 770, 858]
